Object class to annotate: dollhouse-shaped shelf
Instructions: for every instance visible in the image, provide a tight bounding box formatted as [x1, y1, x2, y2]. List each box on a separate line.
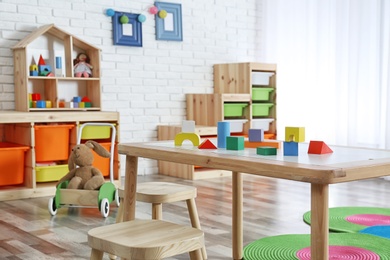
[12, 24, 102, 112]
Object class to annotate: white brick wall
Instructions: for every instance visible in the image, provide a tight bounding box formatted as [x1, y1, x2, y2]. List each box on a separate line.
[0, 0, 263, 175]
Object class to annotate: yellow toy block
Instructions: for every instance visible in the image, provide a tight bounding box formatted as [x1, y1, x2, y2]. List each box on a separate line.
[174, 132, 201, 146]
[285, 127, 305, 142]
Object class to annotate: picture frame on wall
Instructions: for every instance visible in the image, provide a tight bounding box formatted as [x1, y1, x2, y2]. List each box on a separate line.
[155, 2, 183, 41]
[112, 11, 143, 47]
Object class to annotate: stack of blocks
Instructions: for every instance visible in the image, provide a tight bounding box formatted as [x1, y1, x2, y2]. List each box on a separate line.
[283, 127, 305, 156]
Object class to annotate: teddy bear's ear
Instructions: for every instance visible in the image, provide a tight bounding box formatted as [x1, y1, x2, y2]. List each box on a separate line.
[85, 140, 111, 158]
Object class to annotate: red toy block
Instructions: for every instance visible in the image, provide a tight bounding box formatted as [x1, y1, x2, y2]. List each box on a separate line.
[198, 139, 217, 149]
[308, 140, 333, 154]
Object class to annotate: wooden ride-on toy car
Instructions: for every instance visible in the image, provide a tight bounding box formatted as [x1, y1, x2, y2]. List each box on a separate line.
[48, 180, 120, 218]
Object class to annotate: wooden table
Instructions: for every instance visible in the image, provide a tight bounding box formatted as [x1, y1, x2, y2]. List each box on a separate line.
[118, 140, 390, 260]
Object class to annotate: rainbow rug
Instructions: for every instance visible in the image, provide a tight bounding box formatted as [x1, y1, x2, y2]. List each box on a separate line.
[303, 207, 390, 233]
[243, 233, 390, 259]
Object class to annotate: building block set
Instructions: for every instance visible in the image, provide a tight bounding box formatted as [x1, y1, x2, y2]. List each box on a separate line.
[174, 120, 333, 157]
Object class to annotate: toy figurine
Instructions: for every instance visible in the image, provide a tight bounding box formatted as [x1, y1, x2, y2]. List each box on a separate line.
[73, 53, 93, 77]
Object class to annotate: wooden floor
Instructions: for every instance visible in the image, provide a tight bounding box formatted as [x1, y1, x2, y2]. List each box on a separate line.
[0, 174, 389, 259]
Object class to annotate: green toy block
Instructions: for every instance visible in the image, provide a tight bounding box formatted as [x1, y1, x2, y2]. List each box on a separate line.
[285, 127, 305, 142]
[257, 146, 277, 155]
[226, 136, 245, 150]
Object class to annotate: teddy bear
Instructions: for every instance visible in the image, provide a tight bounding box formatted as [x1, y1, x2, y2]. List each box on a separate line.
[73, 53, 93, 78]
[57, 140, 110, 190]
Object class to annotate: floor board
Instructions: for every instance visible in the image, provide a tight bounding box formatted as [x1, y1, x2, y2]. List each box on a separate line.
[0, 174, 389, 259]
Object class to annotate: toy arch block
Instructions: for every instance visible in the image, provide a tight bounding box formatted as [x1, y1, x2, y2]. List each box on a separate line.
[285, 127, 305, 142]
[174, 132, 201, 146]
[308, 140, 333, 154]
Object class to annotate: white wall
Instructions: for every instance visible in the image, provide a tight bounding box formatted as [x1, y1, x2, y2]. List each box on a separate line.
[0, 0, 264, 175]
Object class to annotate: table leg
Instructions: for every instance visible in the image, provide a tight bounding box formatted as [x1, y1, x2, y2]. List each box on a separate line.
[232, 171, 243, 260]
[310, 183, 329, 260]
[123, 155, 138, 222]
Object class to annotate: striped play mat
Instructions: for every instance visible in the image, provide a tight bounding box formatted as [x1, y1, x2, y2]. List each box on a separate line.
[243, 233, 390, 260]
[303, 207, 390, 233]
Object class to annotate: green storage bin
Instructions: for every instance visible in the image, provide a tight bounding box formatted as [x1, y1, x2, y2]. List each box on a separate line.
[36, 164, 68, 183]
[224, 103, 248, 117]
[252, 87, 273, 101]
[252, 103, 273, 117]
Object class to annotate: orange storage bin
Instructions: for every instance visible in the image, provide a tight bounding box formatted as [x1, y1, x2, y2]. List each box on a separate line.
[34, 124, 74, 162]
[92, 142, 111, 177]
[0, 142, 29, 186]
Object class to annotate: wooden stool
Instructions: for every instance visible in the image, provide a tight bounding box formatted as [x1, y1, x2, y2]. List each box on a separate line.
[115, 182, 207, 259]
[88, 219, 204, 259]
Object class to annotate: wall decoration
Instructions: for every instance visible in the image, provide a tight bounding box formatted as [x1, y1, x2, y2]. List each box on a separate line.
[112, 11, 142, 47]
[155, 2, 183, 41]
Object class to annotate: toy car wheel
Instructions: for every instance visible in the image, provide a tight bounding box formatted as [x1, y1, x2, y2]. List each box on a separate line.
[115, 189, 120, 207]
[48, 197, 57, 216]
[100, 198, 110, 218]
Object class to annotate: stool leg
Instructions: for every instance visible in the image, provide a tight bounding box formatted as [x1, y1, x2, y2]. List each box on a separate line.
[108, 198, 124, 260]
[90, 248, 104, 260]
[187, 198, 207, 259]
[152, 203, 163, 220]
[189, 249, 203, 260]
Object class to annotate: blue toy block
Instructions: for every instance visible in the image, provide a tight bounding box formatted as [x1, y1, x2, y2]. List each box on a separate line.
[217, 121, 230, 148]
[36, 100, 46, 108]
[249, 128, 264, 142]
[73, 96, 82, 103]
[283, 141, 298, 156]
[257, 146, 277, 155]
[38, 65, 52, 76]
[226, 136, 245, 151]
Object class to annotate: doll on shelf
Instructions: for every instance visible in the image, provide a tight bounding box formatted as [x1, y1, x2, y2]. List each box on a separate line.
[73, 53, 93, 78]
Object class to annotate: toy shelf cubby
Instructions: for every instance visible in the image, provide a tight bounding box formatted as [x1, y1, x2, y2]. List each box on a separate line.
[0, 111, 120, 201]
[12, 24, 102, 112]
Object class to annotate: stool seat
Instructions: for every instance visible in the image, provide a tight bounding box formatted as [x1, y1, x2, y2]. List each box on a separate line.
[88, 219, 204, 259]
[121, 182, 197, 203]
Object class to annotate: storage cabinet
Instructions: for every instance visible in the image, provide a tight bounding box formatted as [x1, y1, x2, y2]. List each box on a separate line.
[158, 62, 277, 180]
[12, 24, 102, 112]
[0, 111, 120, 201]
[213, 62, 277, 137]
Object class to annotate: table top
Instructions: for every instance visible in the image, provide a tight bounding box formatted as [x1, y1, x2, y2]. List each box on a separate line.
[118, 140, 390, 184]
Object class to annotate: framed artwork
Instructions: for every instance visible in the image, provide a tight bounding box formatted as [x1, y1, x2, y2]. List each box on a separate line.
[155, 2, 183, 41]
[112, 11, 142, 47]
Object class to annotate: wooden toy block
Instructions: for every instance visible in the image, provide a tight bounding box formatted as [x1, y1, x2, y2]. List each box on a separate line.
[244, 140, 280, 149]
[283, 141, 298, 156]
[217, 121, 230, 148]
[226, 136, 244, 150]
[308, 140, 333, 154]
[285, 127, 305, 142]
[182, 120, 195, 133]
[198, 139, 217, 149]
[248, 128, 264, 142]
[257, 147, 277, 155]
[174, 132, 201, 146]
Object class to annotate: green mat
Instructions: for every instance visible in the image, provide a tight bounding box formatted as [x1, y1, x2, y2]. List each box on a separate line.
[244, 233, 390, 260]
[303, 206, 390, 233]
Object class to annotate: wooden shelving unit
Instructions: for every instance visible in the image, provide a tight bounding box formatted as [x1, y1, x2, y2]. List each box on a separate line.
[0, 111, 120, 201]
[0, 24, 120, 201]
[12, 24, 102, 112]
